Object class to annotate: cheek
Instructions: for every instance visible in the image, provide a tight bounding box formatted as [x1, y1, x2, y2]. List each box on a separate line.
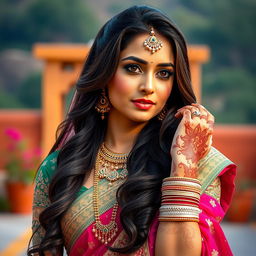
[158, 83, 173, 102]
[109, 72, 132, 95]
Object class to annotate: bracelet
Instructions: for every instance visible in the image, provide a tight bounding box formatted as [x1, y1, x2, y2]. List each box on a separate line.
[159, 216, 199, 223]
[159, 176, 202, 222]
[163, 176, 201, 185]
[162, 181, 201, 190]
[162, 192, 200, 198]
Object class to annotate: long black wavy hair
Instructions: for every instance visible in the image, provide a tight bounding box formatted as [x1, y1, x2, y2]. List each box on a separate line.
[28, 5, 196, 255]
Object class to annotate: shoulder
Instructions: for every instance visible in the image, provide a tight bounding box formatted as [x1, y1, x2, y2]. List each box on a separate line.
[35, 150, 60, 182]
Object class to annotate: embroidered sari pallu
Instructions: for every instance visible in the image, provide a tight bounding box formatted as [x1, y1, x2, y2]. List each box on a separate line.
[32, 147, 236, 255]
[60, 147, 236, 256]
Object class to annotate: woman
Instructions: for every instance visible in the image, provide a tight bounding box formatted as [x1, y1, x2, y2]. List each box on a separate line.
[28, 5, 236, 256]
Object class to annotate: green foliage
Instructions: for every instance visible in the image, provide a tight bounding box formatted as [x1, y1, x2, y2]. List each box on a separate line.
[17, 72, 42, 109]
[0, 0, 255, 124]
[167, 0, 256, 124]
[0, 87, 26, 108]
[0, 196, 9, 212]
[172, 0, 256, 71]
[203, 68, 256, 123]
[0, 72, 42, 109]
[108, 0, 162, 14]
[0, 0, 100, 50]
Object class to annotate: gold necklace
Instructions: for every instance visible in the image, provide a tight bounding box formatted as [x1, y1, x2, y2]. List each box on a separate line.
[97, 143, 128, 186]
[92, 143, 128, 244]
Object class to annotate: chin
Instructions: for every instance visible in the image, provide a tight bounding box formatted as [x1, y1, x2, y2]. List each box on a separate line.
[128, 114, 155, 123]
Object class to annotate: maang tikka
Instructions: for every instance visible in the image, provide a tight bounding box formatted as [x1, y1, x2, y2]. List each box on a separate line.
[143, 27, 163, 54]
[95, 89, 111, 120]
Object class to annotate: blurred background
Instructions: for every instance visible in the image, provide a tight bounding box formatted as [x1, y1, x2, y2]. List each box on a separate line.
[0, 0, 255, 255]
[0, 0, 255, 123]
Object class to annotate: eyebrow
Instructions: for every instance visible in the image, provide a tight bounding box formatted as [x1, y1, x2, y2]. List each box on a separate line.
[121, 56, 175, 68]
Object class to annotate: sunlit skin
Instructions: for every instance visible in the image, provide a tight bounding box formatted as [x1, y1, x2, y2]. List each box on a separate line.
[155, 104, 214, 255]
[171, 103, 214, 178]
[103, 32, 214, 256]
[105, 33, 174, 153]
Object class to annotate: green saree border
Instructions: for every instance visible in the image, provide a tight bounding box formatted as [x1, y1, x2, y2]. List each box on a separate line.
[61, 177, 124, 252]
[198, 147, 234, 194]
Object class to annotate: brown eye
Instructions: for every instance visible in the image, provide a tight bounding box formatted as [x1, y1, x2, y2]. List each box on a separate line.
[124, 64, 142, 74]
[157, 70, 174, 79]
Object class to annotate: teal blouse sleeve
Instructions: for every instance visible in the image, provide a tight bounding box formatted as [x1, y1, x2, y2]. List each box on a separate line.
[33, 150, 59, 208]
[32, 150, 59, 246]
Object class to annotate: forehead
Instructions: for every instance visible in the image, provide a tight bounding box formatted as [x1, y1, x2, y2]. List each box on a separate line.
[120, 33, 174, 63]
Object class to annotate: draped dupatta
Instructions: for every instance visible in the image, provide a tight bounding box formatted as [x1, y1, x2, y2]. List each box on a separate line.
[56, 147, 235, 255]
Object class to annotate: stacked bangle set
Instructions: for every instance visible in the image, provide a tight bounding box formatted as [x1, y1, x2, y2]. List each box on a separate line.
[159, 177, 202, 222]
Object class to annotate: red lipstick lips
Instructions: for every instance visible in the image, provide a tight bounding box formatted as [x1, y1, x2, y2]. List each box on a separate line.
[131, 98, 155, 110]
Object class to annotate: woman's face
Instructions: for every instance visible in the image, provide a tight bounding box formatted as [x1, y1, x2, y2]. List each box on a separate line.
[107, 32, 175, 124]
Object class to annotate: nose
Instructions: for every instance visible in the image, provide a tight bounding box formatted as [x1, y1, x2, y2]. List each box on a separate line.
[139, 73, 154, 95]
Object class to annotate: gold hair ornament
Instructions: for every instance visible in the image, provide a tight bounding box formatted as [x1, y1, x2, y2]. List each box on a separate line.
[143, 27, 163, 54]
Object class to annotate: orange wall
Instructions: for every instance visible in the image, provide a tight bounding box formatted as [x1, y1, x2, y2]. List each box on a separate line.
[0, 110, 42, 169]
[213, 125, 256, 181]
[1, 110, 256, 183]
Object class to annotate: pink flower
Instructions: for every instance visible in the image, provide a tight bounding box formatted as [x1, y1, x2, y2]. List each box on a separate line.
[22, 151, 33, 162]
[7, 143, 16, 152]
[5, 128, 41, 184]
[5, 128, 22, 141]
[33, 147, 42, 157]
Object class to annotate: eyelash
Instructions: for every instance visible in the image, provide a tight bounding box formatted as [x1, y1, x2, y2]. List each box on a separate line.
[123, 64, 174, 80]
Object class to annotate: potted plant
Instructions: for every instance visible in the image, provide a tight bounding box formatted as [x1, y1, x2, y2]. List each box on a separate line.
[4, 128, 41, 214]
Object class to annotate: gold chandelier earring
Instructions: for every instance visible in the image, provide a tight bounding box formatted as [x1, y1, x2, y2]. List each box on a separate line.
[157, 106, 168, 121]
[95, 89, 111, 120]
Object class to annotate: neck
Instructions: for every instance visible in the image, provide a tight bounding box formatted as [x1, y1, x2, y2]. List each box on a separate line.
[104, 110, 147, 154]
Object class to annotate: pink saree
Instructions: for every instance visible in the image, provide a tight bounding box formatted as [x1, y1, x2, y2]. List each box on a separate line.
[59, 147, 236, 256]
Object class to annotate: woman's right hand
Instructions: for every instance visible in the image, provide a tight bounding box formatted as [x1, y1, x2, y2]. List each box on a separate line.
[170, 103, 214, 178]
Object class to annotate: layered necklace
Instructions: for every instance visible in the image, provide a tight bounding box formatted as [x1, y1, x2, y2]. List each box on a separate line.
[92, 143, 128, 244]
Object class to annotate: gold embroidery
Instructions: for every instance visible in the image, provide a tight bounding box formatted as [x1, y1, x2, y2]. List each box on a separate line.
[61, 178, 125, 252]
[103, 230, 150, 256]
[209, 199, 217, 207]
[31, 152, 58, 246]
[215, 216, 222, 222]
[61, 176, 151, 254]
[205, 218, 215, 234]
[33, 169, 50, 208]
[32, 166, 51, 245]
[103, 231, 128, 255]
[211, 249, 219, 256]
[205, 177, 221, 202]
[32, 207, 46, 246]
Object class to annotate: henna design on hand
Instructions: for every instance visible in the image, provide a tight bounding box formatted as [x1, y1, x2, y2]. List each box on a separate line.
[174, 121, 212, 164]
[171, 121, 212, 178]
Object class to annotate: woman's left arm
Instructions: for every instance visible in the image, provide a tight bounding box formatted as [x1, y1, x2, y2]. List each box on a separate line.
[155, 103, 214, 256]
[155, 221, 201, 256]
